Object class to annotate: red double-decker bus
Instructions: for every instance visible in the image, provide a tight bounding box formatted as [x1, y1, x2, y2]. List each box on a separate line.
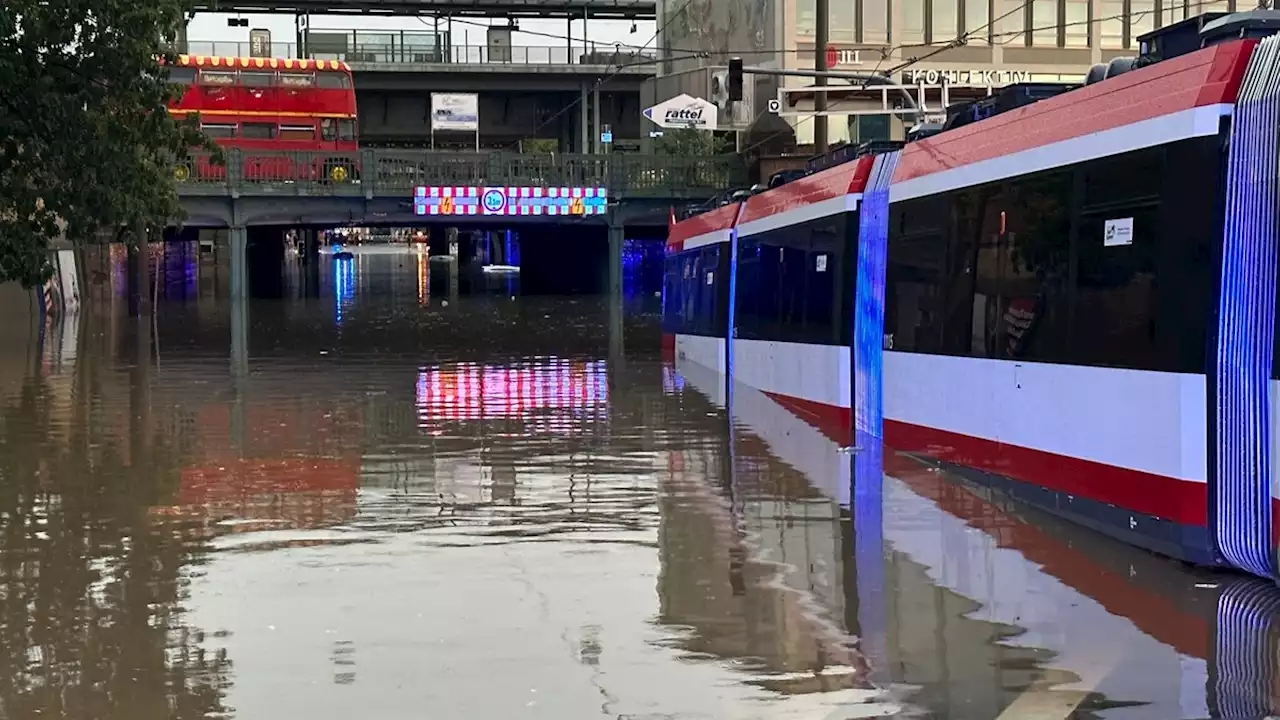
[167, 55, 360, 182]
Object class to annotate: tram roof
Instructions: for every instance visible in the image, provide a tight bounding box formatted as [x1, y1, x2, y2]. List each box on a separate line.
[668, 202, 741, 248]
[671, 37, 1255, 237]
[738, 154, 874, 226]
[891, 39, 1252, 187]
[173, 55, 352, 72]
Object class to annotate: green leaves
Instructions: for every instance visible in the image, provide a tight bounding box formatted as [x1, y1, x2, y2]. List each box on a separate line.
[0, 0, 211, 287]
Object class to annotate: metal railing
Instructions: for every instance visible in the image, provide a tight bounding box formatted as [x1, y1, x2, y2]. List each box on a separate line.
[186, 33, 657, 68]
[172, 149, 745, 199]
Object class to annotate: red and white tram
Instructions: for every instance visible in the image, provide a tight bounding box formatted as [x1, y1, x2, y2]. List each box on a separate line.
[664, 11, 1280, 579]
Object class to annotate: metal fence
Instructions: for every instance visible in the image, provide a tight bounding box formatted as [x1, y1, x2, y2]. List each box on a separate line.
[185, 34, 657, 68]
[173, 149, 746, 199]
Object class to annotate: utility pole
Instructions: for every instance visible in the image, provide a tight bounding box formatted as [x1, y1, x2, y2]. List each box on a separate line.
[814, 0, 830, 152]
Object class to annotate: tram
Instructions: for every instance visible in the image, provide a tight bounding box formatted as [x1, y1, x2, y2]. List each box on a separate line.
[663, 10, 1280, 579]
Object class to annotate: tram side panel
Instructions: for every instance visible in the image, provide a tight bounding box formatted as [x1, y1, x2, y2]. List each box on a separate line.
[880, 110, 1230, 565]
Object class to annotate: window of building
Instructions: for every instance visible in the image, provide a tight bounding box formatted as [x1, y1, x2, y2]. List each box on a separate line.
[932, 0, 961, 42]
[201, 123, 236, 138]
[279, 125, 316, 141]
[964, 0, 991, 42]
[901, 0, 927, 43]
[241, 122, 277, 139]
[831, 0, 857, 41]
[1132, 0, 1156, 42]
[1031, 0, 1057, 45]
[1064, 0, 1090, 47]
[851, 115, 891, 143]
[998, 0, 1026, 44]
[796, 0, 816, 36]
[1100, 0, 1125, 47]
[863, 0, 890, 42]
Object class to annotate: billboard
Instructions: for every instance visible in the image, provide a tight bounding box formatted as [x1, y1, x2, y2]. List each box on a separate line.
[430, 93, 480, 132]
[414, 186, 608, 216]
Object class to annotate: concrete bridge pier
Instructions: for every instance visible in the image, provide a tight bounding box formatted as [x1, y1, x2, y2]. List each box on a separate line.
[229, 225, 249, 378]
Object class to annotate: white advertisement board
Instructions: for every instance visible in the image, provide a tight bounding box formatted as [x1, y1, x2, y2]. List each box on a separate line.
[643, 94, 719, 131]
[431, 93, 480, 132]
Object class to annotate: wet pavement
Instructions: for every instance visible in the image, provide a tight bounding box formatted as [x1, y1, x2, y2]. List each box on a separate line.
[0, 244, 1277, 719]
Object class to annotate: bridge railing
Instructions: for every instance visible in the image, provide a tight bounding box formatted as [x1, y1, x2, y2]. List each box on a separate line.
[173, 149, 745, 199]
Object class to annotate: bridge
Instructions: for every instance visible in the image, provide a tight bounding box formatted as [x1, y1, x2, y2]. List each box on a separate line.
[174, 149, 741, 228]
[187, 0, 654, 18]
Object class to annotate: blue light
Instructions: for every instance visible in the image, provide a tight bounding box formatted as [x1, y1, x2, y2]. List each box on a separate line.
[726, 212, 742, 402]
[850, 153, 896, 680]
[1214, 37, 1278, 579]
[853, 152, 899, 439]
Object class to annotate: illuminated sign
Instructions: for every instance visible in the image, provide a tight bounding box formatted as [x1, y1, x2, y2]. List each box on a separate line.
[414, 186, 608, 217]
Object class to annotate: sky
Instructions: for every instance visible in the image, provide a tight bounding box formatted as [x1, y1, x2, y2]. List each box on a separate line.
[187, 13, 659, 51]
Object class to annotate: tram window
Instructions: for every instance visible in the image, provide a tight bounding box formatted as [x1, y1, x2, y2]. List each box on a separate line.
[167, 67, 197, 85]
[240, 71, 274, 87]
[317, 73, 350, 89]
[241, 122, 277, 139]
[279, 73, 315, 87]
[887, 196, 948, 354]
[338, 119, 357, 141]
[321, 118, 337, 141]
[200, 123, 236, 138]
[279, 125, 316, 141]
[995, 171, 1072, 361]
[1071, 203, 1161, 368]
[199, 71, 235, 86]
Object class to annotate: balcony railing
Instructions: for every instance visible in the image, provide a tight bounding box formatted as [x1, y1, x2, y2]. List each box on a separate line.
[172, 149, 745, 199]
[186, 33, 657, 68]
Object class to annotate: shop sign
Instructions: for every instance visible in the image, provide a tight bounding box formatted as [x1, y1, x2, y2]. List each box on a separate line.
[905, 68, 1033, 86]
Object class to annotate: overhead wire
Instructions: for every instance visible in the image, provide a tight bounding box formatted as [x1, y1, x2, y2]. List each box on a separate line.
[737, 4, 1162, 158]
[500, 0, 702, 149]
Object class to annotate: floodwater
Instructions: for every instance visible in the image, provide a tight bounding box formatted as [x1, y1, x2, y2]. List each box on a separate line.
[1, 243, 1277, 719]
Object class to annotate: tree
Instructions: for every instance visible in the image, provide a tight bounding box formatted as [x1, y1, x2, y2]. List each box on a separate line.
[654, 129, 732, 156]
[0, 0, 211, 288]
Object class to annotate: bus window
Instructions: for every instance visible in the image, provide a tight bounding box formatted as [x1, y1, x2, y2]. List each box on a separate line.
[167, 67, 197, 85]
[199, 71, 235, 86]
[201, 124, 236, 138]
[321, 118, 337, 141]
[280, 125, 316, 141]
[337, 119, 356, 141]
[242, 122, 277, 139]
[279, 73, 314, 87]
[317, 73, 350, 89]
[240, 71, 274, 87]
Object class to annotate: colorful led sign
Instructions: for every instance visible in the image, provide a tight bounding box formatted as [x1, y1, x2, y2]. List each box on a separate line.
[414, 186, 608, 217]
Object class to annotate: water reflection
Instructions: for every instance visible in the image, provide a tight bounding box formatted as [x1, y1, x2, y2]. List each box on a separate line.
[7, 243, 1280, 718]
[668, 352, 1280, 719]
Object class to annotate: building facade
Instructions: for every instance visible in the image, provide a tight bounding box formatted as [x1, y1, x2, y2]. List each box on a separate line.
[657, 0, 1239, 146]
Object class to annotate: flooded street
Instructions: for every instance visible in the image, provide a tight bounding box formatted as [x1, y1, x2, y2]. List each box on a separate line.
[0, 245, 1275, 719]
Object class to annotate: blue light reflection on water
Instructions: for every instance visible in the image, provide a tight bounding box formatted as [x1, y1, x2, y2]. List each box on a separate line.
[333, 255, 355, 324]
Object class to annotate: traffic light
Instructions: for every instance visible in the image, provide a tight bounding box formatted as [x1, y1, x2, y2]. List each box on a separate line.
[728, 57, 743, 102]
